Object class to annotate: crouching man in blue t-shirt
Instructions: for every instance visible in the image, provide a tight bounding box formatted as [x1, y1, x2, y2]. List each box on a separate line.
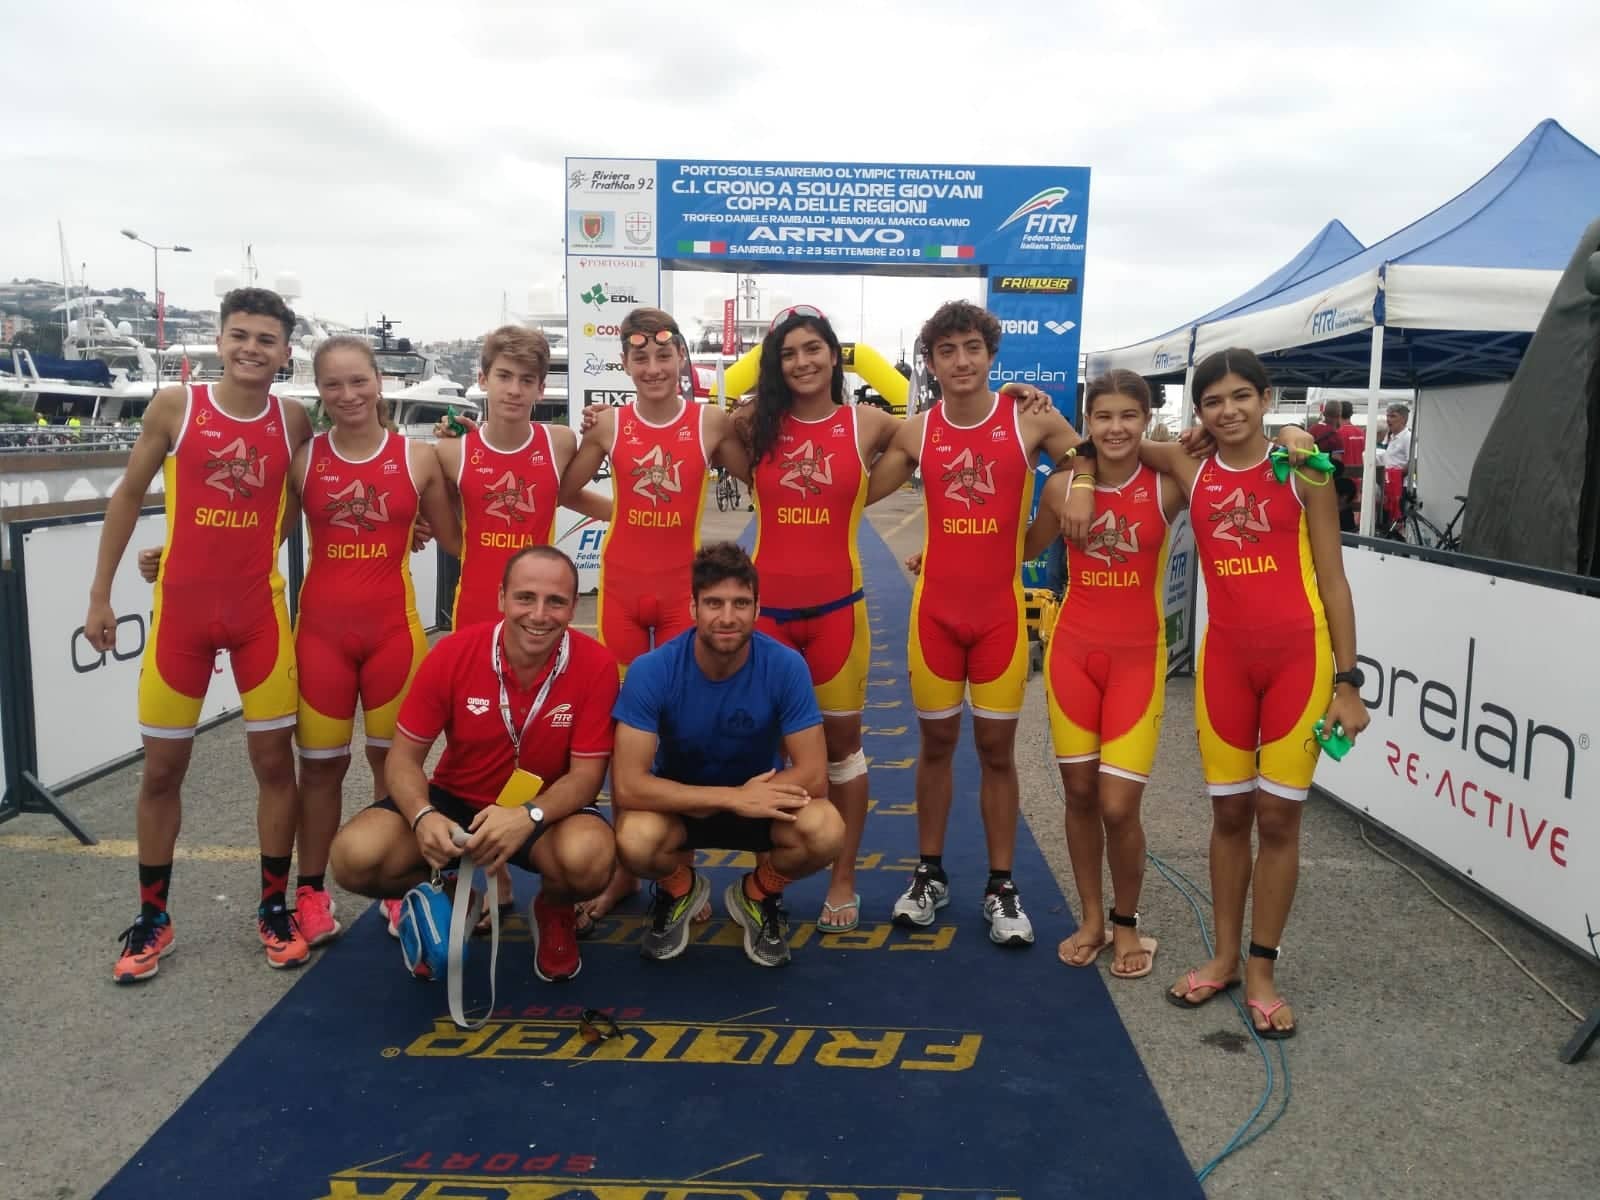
[612, 542, 843, 967]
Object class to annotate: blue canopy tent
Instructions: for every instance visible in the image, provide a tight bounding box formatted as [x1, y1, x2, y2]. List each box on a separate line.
[1087, 219, 1365, 385]
[1169, 119, 1600, 533]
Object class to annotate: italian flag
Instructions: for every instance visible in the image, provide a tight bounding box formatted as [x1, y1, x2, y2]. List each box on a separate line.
[677, 240, 728, 254]
[922, 245, 975, 259]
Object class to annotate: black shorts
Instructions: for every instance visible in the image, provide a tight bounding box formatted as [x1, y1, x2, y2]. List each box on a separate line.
[372, 784, 606, 870]
[679, 812, 774, 853]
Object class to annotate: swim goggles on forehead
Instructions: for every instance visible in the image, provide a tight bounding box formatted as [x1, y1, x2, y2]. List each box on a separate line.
[624, 328, 679, 348]
[769, 304, 827, 332]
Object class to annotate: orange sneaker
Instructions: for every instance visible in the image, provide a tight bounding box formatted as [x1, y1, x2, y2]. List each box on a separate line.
[114, 912, 175, 984]
[293, 885, 342, 947]
[258, 902, 310, 969]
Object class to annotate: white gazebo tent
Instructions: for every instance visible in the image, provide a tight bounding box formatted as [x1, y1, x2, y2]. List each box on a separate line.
[1185, 119, 1600, 534]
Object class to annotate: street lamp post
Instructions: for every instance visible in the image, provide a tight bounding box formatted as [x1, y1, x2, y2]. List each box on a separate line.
[121, 229, 191, 383]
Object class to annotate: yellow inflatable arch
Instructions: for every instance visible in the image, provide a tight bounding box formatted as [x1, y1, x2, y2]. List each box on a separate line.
[715, 340, 909, 414]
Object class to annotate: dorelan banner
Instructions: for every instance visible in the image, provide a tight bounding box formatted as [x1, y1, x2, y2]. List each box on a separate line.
[1316, 546, 1598, 959]
[565, 157, 1090, 417]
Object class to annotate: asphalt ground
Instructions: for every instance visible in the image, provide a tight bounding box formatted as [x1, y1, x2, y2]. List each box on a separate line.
[2, 482, 1596, 1199]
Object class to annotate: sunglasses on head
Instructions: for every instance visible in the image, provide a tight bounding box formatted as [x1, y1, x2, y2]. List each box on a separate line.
[769, 305, 827, 332]
[578, 1008, 621, 1045]
[625, 329, 678, 349]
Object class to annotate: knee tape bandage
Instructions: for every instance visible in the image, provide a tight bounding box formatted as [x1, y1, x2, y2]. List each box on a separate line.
[827, 749, 869, 784]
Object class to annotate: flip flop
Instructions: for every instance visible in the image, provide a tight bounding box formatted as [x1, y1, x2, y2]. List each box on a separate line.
[817, 893, 861, 934]
[1165, 969, 1240, 1009]
[1056, 929, 1112, 967]
[1108, 935, 1159, 980]
[574, 904, 600, 941]
[1247, 997, 1298, 1040]
[473, 899, 516, 938]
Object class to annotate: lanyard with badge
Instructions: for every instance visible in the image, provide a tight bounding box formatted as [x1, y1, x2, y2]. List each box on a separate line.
[490, 621, 568, 809]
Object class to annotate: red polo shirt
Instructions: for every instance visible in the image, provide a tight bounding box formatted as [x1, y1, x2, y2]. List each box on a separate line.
[396, 623, 619, 808]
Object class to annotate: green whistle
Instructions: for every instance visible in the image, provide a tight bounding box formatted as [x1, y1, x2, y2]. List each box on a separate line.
[445, 406, 468, 437]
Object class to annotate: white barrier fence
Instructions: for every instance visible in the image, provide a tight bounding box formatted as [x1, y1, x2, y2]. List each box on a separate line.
[19, 514, 274, 791]
[1315, 545, 1598, 959]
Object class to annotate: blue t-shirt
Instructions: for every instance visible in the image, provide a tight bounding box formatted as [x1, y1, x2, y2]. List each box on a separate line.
[613, 631, 822, 787]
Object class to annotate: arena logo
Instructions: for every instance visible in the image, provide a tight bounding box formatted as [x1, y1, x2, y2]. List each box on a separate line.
[746, 225, 905, 245]
[1000, 318, 1072, 336]
[1357, 636, 1586, 800]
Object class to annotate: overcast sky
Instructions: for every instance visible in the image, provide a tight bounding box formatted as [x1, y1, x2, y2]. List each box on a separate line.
[4, 1, 1595, 360]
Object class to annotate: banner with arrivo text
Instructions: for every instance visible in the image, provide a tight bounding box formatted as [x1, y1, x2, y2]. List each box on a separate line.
[1316, 547, 1597, 957]
[568, 155, 1090, 426]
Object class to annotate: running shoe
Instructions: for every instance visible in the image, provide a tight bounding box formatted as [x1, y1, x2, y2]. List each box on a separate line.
[891, 863, 950, 928]
[530, 893, 582, 982]
[981, 881, 1035, 947]
[724, 877, 792, 968]
[293, 885, 342, 948]
[258, 901, 311, 969]
[639, 871, 711, 962]
[382, 898, 403, 939]
[113, 912, 175, 984]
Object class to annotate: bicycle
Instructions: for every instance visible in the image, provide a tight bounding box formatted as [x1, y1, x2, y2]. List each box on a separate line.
[1382, 489, 1454, 550]
[1434, 495, 1467, 552]
[714, 467, 741, 512]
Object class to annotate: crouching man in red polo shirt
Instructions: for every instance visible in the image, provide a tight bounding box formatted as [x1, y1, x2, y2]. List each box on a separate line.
[330, 545, 618, 982]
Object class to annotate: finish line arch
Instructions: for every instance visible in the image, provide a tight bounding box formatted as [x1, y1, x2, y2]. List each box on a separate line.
[563, 156, 1089, 423]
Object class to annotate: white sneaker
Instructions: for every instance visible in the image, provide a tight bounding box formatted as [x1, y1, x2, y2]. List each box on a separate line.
[982, 882, 1035, 947]
[891, 864, 950, 928]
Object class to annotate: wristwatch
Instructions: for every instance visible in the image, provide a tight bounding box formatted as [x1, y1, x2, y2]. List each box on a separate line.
[1333, 667, 1365, 689]
[524, 804, 545, 828]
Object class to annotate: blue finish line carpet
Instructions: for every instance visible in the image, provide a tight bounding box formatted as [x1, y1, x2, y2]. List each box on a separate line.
[101, 523, 1200, 1200]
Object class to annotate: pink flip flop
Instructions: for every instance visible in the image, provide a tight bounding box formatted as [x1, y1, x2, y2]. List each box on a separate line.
[1165, 969, 1239, 1009]
[1247, 997, 1297, 1039]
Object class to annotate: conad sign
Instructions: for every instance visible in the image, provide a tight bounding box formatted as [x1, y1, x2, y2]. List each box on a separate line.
[1315, 546, 1598, 958]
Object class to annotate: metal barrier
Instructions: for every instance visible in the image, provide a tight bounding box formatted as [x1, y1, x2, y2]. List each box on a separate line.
[1315, 534, 1600, 1063]
[0, 505, 461, 844]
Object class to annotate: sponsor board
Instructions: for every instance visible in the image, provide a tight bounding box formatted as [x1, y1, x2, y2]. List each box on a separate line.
[321, 1158, 1024, 1200]
[1318, 547, 1598, 958]
[566, 158, 658, 256]
[552, 508, 605, 594]
[1163, 511, 1195, 667]
[986, 264, 1084, 418]
[18, 515, 295, 789]
[564, 256, 660, 427]
[654, 159, 1088, 268]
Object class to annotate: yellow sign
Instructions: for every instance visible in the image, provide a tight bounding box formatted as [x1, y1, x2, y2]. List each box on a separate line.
[401, 1017, 981, 1071]
[318, 1163, 1023, 1200]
